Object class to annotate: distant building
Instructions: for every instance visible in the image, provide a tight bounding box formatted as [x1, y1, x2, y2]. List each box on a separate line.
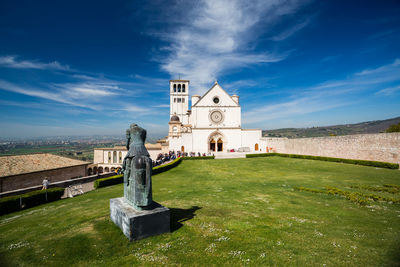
[92, 141, 168, 174]
[0, 153, 90, 193]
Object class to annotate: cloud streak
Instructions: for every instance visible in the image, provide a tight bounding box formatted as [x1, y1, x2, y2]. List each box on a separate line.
[0, 55, 70, 71]
[243, 58, 400, 125]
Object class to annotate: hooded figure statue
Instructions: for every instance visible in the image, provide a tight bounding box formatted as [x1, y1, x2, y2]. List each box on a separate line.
[122, 123, 153, 210]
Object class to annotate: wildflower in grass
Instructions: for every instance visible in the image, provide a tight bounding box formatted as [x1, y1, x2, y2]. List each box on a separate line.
[8, 241, 30, 250]
[215, 236, 230, 242]
[229, 250, 246, 257]
[157, 242, 171, 251]
[259, 253, 266, 258]
[205, 243, 216, 253]
[314, 230, 323, 237]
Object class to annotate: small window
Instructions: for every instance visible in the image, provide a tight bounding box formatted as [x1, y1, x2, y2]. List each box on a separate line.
[178, 84, 181, 92]
[182, 84, 185, 92]
[173, 126, 177, 132]
[173, 84, 176, 92]
[213, 97, 220, 104]
[182, 98, 185, 103]
[174, 98, 176, 103]
[178, 98, 181, 103]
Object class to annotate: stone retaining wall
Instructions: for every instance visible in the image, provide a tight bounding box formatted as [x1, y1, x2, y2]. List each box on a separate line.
[263, 133, 400, 164]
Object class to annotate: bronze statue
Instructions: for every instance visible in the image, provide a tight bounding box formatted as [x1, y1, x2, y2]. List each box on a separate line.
[122, 123, 153, 210]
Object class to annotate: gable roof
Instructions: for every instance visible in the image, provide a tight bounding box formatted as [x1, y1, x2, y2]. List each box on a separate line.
[0, 153, 89, 177]
[192, 82, 239, 107]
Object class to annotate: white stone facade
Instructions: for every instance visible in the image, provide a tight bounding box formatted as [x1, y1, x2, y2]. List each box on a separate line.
[168, 80, 266, 153]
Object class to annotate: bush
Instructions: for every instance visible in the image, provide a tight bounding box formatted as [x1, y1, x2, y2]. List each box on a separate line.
[94, 157, 183, 189]
[246, 153, 399, 169]
[385, 122, 400, 133]
[0, 187, 65, 215]
[182, 156, 215, 160]
[93, 174, 123, 189]
[153, 157, 182, 175]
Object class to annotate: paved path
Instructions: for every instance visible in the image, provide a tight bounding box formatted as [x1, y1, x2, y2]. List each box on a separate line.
[214, 152, 248, 159]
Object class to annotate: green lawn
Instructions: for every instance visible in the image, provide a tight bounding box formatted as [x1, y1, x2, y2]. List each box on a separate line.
[1, 157, 400, 266]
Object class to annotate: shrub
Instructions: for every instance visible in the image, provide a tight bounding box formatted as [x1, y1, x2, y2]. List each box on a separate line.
[181, 156, 215, 160]
[350, 185, 400, 194]
[93, 174, 123, 189]
[295, 185, 400, 205]
[385, 122, 400, 133]
[152, 157, 182, 174]
[246, 153, 399, 169]
[94, 157, 183, 189]
[0, 187, 65, 215]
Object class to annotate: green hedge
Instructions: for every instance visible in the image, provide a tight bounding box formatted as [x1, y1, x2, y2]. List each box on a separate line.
[94, 157, 184, 189]
[152, 157, 182, 174]
[93, 174, 123, 189]
[182, 156, 215, 160]
[246, 153, 399, 169]
[0, 187, 65, 215]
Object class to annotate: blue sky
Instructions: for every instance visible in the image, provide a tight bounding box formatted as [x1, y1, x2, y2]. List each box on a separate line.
[0, 0, 399, 139]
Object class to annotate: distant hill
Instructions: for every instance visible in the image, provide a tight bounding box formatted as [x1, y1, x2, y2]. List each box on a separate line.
[263, 117, 400, 138]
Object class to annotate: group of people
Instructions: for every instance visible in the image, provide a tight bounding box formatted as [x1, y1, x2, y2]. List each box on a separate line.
[153, 151, 176, 166]
[152, 150, 213, 166]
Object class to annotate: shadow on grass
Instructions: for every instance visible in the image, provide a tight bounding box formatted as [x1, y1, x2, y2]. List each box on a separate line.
[169, 206, 201, 232]
[387, 236, 400, 266]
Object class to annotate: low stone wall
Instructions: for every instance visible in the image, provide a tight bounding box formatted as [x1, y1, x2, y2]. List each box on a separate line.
[0, 172, 115, 198]
[263, 133, 400, 164]
[0, 165, 89, 193]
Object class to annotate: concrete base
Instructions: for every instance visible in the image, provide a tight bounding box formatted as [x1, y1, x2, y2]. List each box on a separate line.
[110, 198, 170, 241]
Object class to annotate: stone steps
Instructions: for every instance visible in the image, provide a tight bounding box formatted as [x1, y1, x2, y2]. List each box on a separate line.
[214, 153, 247, 159]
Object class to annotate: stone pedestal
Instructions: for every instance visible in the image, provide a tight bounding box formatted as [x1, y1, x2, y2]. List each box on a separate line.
[110, 198, 170, 241]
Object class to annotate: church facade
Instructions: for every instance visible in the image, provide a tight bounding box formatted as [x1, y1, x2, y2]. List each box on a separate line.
[168, 80, 265, 154]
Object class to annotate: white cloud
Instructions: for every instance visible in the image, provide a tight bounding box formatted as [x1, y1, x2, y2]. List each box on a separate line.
[157, 0, 309, 93]
[243, 58, 400, 126]
[0, 79, 95, 109]
[355, 58, 400, 76]
[0, 55, 70, 71]
[376, 85, 400, 96]
[270, 19, 310, 41]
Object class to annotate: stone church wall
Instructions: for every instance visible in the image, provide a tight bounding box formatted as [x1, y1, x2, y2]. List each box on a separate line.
[262, 133, 400, 164]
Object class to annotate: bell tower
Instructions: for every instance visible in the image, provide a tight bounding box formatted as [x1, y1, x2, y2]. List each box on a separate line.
[170, 80, 189, 124]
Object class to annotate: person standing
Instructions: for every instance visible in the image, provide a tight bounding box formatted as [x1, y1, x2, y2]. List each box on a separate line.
[42, 178, 49, 190]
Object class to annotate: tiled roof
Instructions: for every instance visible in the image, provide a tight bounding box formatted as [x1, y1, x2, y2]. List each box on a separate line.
[94, 146, 127, 151]
[0, 153, 89, 177]
[94, 144, 162, 151]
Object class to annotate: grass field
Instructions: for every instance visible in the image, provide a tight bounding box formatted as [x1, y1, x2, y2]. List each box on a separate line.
[1, 157, 400, 266]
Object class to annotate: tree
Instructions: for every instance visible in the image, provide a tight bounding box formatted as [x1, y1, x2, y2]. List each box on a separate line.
[385, 122, 400, 133]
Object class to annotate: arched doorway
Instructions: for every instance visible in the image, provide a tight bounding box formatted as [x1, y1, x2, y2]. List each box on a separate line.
[93, 166, 98, 174]
[181, 146, 185, 152]
[98, 167, 103, 174]
[255, 143, 259, 151]
[210, 139, 216, 152]
[208, 131, 226, 152]
[113, 151, 117, 163]
[88, 168, 92, 176]
[105, 167, 110, 172]
[217, 138, 223, 152]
